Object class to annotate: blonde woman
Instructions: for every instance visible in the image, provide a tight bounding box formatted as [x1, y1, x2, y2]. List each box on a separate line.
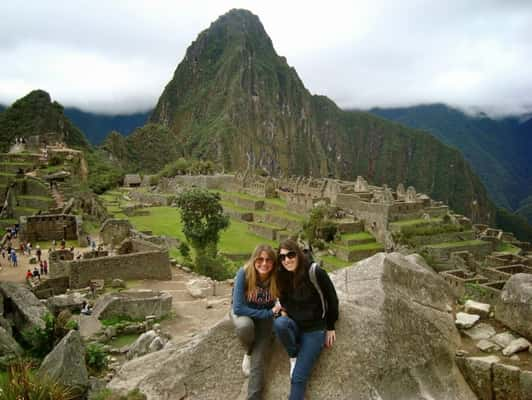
[231, 244, 282, 400]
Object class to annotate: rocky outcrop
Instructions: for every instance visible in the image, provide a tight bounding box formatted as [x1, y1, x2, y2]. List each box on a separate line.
[46, 292, 86, 315]
[0, 325, 23, 358]
[495, 273, 532, 341]
[126, 330, 167, 360]
[38, 330, 88, 393]
[0, 282, 47, 332]
[109, 253, 475, 399]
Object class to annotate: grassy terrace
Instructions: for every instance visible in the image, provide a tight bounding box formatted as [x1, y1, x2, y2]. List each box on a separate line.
[425, 239, 486, 249]
[320, 255, 353, 271]
[17, 195, 53, 201]
[341, 232, 374, 240]
[390, 217, 443, 228]
[333, 241, 384, 251]
[215, 190, 287, 208]
[495, 242, 522, 254]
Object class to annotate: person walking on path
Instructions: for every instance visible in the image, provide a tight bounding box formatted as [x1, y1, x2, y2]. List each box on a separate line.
[11, 250, 18, 268]
[274, 239, 339, 400]
[231, 244, 282, 400]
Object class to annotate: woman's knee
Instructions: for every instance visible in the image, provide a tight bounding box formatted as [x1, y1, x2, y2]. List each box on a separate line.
[233, 316, 255, 343]
[273, 316, 294, 334]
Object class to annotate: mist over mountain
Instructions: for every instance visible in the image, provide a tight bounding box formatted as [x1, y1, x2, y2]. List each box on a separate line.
[370, 104, 532, 215]
[105, 8, 495, 221]
[64, 108, 151, 145]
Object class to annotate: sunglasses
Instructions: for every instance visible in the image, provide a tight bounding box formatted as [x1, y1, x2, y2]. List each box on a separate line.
[279, 251, 297, 261]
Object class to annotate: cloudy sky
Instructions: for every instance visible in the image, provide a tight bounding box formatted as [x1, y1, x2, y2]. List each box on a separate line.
[1, 0, 531, 116]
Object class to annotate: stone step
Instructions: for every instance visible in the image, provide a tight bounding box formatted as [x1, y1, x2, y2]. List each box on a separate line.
[339, 232, 376, 246]
[332, 242, 384, 262]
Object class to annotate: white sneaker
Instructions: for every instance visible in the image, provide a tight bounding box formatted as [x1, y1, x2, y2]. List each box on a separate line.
[242, 354, 251, 377]
[289, 357, 297, 378]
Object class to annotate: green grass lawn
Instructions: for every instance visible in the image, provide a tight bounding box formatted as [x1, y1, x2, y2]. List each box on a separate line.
[127, 206, 276, 255]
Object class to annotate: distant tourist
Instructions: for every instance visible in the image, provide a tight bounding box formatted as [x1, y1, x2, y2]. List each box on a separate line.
[43, 260, 48, 275]
[26, 269, 32, 280]
[36, 245, 42, 261]
[274, 239, 339, 400]
[39, 261, 44, 275]
[231, 244, 281, 399]
[32, 267, 40, 280]
[10, 250, 17, 267]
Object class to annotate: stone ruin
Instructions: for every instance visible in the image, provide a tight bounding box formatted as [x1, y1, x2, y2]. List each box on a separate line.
[19, 213, 82, 243]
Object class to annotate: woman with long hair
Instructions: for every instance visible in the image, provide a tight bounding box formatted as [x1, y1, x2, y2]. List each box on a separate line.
[274, 239, 339, 400]
[231, 244, 282, 400]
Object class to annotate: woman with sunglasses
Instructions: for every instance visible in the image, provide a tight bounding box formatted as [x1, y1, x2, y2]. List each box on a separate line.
[231, 244, 283, 400]
[274, 239, 339, 400]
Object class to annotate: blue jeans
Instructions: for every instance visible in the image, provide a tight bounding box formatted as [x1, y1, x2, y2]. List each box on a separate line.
[274, 316, 325, 400]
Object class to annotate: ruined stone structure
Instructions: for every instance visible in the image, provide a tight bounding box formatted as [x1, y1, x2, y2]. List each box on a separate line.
[100, 219, 133, 247]
[123, 174, 142, 187]
[53, 238, 171, 289]
[19, 214, 81, 242]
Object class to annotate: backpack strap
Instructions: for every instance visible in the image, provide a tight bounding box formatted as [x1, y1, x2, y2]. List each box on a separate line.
[309, 262, 327, 318]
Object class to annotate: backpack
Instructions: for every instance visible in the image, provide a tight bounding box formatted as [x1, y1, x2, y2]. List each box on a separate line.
[309, 262, 327, 318]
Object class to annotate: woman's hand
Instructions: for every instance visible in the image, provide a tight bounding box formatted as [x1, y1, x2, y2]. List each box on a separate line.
[325, 330, 336, 348]
[272, 301, 282, 315]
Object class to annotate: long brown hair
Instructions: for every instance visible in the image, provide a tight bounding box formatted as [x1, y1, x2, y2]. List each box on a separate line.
[243, 244, 279, 299]
[276, 239, 310, 294]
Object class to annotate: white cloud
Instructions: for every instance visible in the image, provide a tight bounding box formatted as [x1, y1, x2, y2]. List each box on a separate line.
[1, 0, 531, 116]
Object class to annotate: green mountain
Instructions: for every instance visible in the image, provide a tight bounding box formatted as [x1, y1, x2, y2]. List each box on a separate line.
[0, 90, 89, 151]
[111, 9, 494, 221]
[370, 104, 532, 211]
[101, 123, 182, 173]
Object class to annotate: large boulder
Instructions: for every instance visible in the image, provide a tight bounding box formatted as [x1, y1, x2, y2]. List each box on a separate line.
[46, 292, 86, 316]
[0, 325, 23, 358]
[0, 282, 47, 332]
[38, 330, 88, 394]
[495, 273, 532, 341]
[126, 330, 166, 360]
[109, 252, 475, 400]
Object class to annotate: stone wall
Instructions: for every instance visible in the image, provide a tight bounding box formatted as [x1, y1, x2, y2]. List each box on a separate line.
[336, 194, 389, 242]
[129, 191, 174, 206]
[19, 214, 81, 242]
[68, 241, 171, 289]
[159, 174, 236, 192]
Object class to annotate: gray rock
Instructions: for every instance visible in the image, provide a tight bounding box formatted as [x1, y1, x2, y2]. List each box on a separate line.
[492, 332, 517, 348]
[493, 363, 520, 400]
[109, 252, 475, 400]
[456, 312, 480, 329]
[463, 322, 496, 340]
[456, 355, 499, 400]
[0, 325, 23, 357]
[38, 330, 88, 394]
[502, 337, 530, 356]
[148, 336, 164, 352]
[46, 292, 85, 315]
[495, 273, 532, 341]
[464, 300, 491, 319]
[476, 339, 500, 353]
[0, 282, 47, 331]
[186, 279, 213, 298]
[126, 330, 158, 360]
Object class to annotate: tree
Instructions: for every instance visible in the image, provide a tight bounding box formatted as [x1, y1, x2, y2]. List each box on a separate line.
[175, 188, 230, 277]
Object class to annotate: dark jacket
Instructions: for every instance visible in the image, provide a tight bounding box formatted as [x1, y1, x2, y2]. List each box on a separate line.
[280, 265, 338, 332]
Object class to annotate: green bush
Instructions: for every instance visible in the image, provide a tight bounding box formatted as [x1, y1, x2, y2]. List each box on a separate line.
[179, 241, 190, 258]
[86, 343, 108, 373]
[303, 205, 338, 247]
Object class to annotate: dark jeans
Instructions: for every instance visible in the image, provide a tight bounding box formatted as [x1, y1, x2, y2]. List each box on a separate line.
[273, 316, 325, 400]
[231, 311, 273, 400]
